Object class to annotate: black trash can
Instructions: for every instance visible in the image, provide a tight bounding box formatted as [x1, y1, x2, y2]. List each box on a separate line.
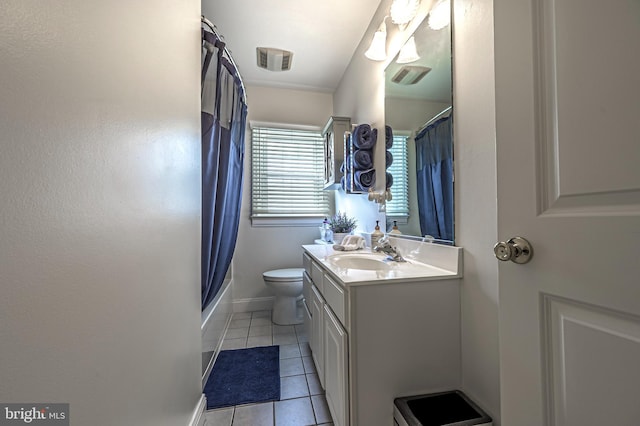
[394, 390, 492, 426]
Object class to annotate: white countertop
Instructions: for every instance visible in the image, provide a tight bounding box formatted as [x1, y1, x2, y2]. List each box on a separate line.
[302, 244, 461, 286]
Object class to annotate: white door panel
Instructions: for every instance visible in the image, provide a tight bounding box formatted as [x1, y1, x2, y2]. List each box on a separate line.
[544, 296, 640, 425]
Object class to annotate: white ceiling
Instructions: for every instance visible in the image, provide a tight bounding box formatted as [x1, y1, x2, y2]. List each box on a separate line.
[202, 0, 383, 92]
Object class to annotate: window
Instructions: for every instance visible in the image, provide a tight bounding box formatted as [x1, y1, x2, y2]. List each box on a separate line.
[386, 132, 410, 218]
[251, 123, 329, 225]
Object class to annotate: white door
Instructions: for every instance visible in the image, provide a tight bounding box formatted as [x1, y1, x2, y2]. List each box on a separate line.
[494, 0, 640, 424]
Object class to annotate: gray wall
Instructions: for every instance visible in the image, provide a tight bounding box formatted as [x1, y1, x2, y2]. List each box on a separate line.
[232, 85, 334, 307]
[453, 0, 500, 421]
[333, 0, 501, 422]
[0, 1, 203, 425]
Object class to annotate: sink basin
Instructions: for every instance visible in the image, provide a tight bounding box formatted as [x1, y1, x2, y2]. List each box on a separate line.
[327, 253, 392, 271]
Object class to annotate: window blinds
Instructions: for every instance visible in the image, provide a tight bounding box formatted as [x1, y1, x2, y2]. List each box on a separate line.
[386, 134, 409, 217]
[251, 125, 329, 218]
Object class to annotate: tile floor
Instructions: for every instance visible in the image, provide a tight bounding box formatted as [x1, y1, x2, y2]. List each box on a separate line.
[204, 310, 334, 426]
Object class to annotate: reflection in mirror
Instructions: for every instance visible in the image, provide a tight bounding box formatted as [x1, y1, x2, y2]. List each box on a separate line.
[384, 5, 453, 243]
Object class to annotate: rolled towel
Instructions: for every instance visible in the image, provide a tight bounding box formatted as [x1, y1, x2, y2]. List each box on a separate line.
[342, 152, 371, 172]
[354, 168, 376, 191]
[353, 149, 373, 170]
[385, 125, 393, 149]
[342, 173, 361, 192]
[340, 175, 349, 192]
[385, 150, 393, 168]
[341, 174, 360, 192]
[333, 243, 361, 251]
[333, 235, 365, 251]
[345, 235, 364, 247]
[352, 124, 377, 150]
[386, 171, 394, 189]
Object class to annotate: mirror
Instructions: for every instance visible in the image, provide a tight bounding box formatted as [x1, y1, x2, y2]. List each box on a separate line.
[384, 5, 453, 243]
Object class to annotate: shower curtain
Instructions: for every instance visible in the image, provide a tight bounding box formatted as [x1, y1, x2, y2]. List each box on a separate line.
[415, 115, 453, 241]
[201, 30, 247, 310]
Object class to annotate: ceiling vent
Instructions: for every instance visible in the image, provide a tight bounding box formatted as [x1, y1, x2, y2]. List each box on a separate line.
[256, 47, 293, 71]
[391, 65, 432, 85]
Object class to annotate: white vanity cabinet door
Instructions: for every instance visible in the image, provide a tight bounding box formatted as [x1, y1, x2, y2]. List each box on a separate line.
[302, 272, 313, 344]
[323, 304, 349, 426]
[310, 284, 325, 388]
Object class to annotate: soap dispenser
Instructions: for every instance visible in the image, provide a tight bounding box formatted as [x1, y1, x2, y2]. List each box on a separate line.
[371, 220, 384, 248]
[321, 217, 330, 241]
[390, 220, 402, 235]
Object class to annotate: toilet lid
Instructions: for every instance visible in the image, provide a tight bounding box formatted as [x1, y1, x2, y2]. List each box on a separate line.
[263, 268, 304, 282]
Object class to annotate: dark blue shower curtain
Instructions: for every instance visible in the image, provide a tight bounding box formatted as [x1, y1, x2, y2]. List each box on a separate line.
[415, 115, 453, 241]
[201, 31, 247, 310]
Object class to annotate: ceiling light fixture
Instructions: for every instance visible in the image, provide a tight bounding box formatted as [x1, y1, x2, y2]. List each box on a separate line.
[396, 36, 420, 64]
[390, 0, 420, 29]
[364, 18, 387, 61]
[428, 0, 451, 30]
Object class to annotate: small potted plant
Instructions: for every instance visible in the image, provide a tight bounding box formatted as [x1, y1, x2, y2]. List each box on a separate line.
[329, 211, 358, 244]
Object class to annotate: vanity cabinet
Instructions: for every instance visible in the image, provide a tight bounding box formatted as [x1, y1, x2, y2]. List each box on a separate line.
[302, 245, 462, 426]
[303, 253, 349, 426]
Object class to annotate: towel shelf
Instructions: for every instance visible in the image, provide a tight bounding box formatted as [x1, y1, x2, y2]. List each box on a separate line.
[343, 131, 371, 194]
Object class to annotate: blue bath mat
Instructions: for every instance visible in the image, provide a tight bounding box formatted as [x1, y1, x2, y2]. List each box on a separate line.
[204, 345, 280, 409]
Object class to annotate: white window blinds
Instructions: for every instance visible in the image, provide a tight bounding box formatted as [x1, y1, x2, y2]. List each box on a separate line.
[386, 133, 410, 218]
[251, 124, 329, 220]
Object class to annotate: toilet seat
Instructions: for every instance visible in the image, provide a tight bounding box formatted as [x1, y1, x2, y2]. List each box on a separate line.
[263, 268, 304, 282]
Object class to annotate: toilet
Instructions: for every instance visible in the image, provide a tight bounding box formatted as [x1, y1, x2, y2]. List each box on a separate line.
[263, 268, 305, 325]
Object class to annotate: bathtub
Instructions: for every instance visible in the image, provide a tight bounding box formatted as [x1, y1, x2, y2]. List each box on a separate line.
[201, 278, 233, 386]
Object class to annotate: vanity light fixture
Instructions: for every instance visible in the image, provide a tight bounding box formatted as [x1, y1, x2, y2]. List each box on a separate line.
[390, 0, 420, 29]
[396, 36, 420, 64]
[427, 0, 451, 30]
[364, 18, 388, 61]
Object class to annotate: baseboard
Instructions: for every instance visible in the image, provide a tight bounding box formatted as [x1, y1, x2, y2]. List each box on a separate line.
[189, 394, 207, 426]
[232, 296, 274, 313]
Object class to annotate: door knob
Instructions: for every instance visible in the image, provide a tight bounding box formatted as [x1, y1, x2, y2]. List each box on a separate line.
[493, 236, 533, 264]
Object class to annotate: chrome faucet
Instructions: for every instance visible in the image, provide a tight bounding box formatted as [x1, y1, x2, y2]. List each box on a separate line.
[373, 236, 406, 262]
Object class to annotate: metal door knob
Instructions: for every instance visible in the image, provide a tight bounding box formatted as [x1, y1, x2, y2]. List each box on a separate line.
[493, 236, 533, 264]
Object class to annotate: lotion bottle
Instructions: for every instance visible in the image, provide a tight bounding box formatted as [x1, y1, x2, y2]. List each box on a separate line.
[390, 220, 402, 235]
[371, 220, 384, 248]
